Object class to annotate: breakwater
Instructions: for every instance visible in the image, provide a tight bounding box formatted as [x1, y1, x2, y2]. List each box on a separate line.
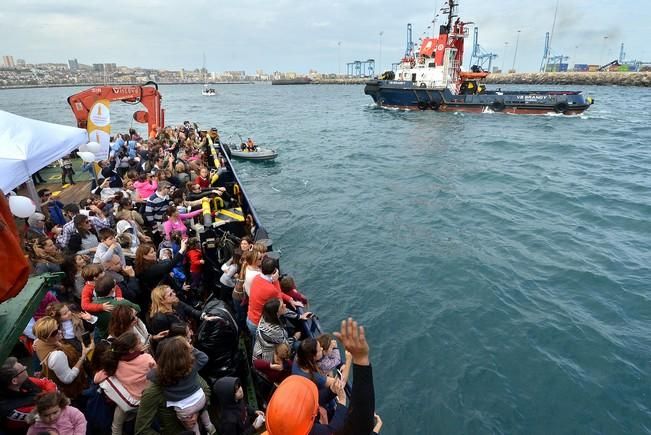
[313, 78, 367, 85]
[484, 71, 651, 87]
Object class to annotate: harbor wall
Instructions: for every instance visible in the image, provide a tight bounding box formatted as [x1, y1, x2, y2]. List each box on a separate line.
[484, 72, 651, 87]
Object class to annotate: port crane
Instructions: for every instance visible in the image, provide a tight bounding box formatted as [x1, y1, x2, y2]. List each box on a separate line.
[469, 27, 498, 71]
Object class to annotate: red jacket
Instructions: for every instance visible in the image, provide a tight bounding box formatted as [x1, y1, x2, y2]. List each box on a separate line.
[247, 275, 293, 325]
[187, 249, 203, 273]
[81, 282, 123, 313]
[194, 176, 210, 189]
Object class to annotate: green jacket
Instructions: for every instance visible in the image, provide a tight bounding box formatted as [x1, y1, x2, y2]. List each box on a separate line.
[135, 375, 211, 435]
[93, 296, 140, 339]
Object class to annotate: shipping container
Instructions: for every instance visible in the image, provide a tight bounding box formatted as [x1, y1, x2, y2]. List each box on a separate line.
[573, 64, 589, 72]
[588, 65, 600, 72]
[559, 63, 569, 72]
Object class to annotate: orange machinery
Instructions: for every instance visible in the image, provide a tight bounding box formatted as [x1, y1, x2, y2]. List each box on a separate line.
[67, 80, 164, 135]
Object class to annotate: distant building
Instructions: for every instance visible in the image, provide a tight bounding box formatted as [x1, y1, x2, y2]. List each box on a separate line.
[92, 63, 104, 73]
[104, 63, 117, 73]
[223, 70, 246, 80]
[16, 59, 26, 67]
[39, 63, 68, 71]
[68, 58, 79, 71]
[2, 55, 15, 68]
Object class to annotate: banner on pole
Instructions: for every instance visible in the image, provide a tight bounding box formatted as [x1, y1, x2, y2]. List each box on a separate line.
[87, 99, 111, 161]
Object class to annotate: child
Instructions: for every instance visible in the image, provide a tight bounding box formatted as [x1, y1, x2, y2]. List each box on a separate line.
[148, 336, 215, 435]
[159, 248, 187, 287]
[80, 264, 123, 314]
[280, 275, 309, 306]
[212, 376, 265, 435]
[45, 302, 97, 353]
[253, 342, 293, 384]
[186, 238, 204, 295]
[59, 154, 76, 186]
[93, 228, 126, 267]
[219, 249, 241, 305]
[194, 167, 211, 189]
[316, 333, 342, 375]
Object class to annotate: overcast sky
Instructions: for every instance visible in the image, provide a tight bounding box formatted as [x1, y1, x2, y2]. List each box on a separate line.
[1, 0, 648, 74]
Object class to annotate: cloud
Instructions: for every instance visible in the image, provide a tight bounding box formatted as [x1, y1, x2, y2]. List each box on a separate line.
[1, 0, 648, 73]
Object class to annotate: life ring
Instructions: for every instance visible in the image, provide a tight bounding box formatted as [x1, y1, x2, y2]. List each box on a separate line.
[419, 83, 427, 88]
[491, 101, 505, 112]
[429, 101, 440, 111]
[554, 102, 569, 113]
[417, 102, 428, 110]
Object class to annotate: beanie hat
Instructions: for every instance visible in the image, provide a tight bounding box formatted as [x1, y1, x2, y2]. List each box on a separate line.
[264, 375, 318, 435]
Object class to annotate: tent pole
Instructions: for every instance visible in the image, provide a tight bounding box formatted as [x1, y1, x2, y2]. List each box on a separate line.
[24, 179, 40, 205]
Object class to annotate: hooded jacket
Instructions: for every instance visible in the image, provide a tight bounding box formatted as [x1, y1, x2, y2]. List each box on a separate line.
[213, 376, 256, 435]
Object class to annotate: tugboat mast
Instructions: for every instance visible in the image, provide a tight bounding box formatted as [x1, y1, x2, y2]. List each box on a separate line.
[444, 0, 458, 33]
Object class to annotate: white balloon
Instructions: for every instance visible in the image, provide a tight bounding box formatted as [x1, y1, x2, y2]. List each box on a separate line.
[9, 195, 36, 218]
[78, 151, 96, 162]
[86, 142, 102, 153]
[78, 143, 89, 152]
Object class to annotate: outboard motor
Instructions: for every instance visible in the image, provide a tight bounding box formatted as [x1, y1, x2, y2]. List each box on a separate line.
[195, 297, 242, 381]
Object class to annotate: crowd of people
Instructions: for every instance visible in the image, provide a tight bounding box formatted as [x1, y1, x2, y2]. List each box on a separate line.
[1, 122, 381, 435]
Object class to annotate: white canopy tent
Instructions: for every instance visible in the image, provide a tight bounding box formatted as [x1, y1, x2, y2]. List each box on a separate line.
[0, 110, 88, 194]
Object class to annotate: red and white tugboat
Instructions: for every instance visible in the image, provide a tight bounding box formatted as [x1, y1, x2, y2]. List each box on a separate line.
[364, 0, 593, 115]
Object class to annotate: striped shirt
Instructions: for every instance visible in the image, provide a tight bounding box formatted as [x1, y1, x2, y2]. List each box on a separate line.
[56, 215, 110, 248]
[144, 192, 170, 230]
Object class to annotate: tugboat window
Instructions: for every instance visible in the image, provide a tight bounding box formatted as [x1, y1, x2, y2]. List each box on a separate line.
[411, 73, 416, 82]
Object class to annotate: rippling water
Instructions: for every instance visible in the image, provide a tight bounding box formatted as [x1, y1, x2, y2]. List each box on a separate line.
[2, 83, 651, 434]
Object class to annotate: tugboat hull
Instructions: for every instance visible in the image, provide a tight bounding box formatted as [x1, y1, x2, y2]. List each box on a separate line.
[364, 80, 593, 115]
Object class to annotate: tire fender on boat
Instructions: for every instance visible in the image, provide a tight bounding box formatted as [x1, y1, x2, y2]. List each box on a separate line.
[491, 101, 505, 112]
[429, 101, 440, 111]
[554, 102, 569, 113]
[417, 102, 428, 110]
[419, 83, 427, 88]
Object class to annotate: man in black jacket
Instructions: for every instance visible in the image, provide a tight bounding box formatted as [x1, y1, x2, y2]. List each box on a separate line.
[0, 357, 57, 434]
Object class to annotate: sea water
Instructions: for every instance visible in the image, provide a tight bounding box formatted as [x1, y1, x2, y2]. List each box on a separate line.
[2, 83, 651, 434]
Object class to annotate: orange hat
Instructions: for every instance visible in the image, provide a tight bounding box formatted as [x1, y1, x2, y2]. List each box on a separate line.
[264, 375, 318, 435]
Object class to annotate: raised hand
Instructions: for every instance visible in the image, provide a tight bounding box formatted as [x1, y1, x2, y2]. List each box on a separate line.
[333, 318, 369, 366]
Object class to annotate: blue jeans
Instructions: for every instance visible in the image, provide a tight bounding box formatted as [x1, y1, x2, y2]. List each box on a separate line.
[246, 318, 257, 343]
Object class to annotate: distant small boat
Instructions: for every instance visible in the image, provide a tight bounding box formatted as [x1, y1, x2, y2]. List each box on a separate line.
[202, 85, 216, 96]
[226, 143, 278, 161]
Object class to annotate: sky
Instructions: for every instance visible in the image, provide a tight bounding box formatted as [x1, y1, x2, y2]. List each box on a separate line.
[1, 0, 649, 74]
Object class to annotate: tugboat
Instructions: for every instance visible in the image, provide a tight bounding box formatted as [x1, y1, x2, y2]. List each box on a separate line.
[364, 0, 594, 115]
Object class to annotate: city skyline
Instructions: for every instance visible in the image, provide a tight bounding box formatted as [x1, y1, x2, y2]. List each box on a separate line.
[1, 0, 650, 74]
